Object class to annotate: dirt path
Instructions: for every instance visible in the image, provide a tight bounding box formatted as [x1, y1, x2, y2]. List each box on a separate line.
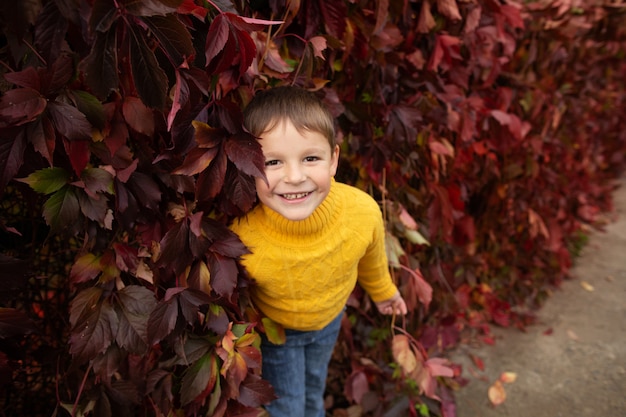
[450, 177, 626, 417]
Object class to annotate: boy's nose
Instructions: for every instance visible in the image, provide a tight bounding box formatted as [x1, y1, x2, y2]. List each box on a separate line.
[284, 163, 306, 183]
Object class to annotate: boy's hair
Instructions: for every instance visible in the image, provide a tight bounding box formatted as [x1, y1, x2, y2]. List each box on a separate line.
[243, 86, 336, 148]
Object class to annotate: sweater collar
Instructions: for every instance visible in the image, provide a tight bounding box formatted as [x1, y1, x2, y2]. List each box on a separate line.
[259, 178, 340, 237]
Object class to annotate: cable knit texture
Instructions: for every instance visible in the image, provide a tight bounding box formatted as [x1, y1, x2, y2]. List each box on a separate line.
[230, 179, 399, 331]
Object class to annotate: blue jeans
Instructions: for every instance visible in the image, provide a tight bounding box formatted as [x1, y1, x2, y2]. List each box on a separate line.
[261, 311, 343, 417]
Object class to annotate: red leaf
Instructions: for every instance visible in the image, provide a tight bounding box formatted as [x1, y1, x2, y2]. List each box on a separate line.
[173, 146, 219, 176]
[196, 150, 227, 202]
[344, 369, 369, 404]
[147, 297, 179, 344]
[79, 30, 119, 100]
[205, 14, 231, 67]
[0, 88, 47, 127]
[70, 296, 119, 363]
[64, 138, 91, 177]
[318, 0, 347, 38]
[0, 132, 27, 192]
[27, 117, 56, 165]
[142, 14, 195, 67]
[238, 374, 276, 408]
[0, 308, 38, 337]
[224, 132, 265, 179]
[122, 96, 155, 136]
[3, 66, 41, 91]
[207, 252, 238, 299]
[48, 101, 92, 140]
[128, 25, 168, 110]
[114, 285, 157, 354]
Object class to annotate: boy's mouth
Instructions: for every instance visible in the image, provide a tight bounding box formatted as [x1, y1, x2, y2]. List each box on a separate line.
[280, 192, 310, 200]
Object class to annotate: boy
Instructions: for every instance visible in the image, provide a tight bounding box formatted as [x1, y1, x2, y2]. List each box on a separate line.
[230, 86, 407, 417]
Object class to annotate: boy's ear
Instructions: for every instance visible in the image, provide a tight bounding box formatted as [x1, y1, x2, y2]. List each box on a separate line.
[331, 144, 340, 175]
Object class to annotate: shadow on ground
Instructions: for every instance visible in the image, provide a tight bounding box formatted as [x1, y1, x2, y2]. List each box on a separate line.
[450, 177, 626, 417]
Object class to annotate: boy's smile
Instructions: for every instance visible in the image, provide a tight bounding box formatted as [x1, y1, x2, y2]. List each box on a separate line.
[255, 119, 339, 221]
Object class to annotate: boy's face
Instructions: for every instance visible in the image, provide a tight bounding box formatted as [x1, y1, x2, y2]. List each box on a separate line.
[255, 119, 339, 221]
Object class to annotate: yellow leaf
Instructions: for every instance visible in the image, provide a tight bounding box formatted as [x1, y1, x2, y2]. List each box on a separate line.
[391, 335, 418, 374]
[488, 380, 506, 405]
[499, 371, 517, 383]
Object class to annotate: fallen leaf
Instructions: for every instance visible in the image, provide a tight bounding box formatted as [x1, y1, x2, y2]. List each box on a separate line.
[488, 380, 506, 405]
[580, 281, 594, 291]
[567, 329, 579, 341]
[543, 327, 553, 335]
[499, 372, 517, 383]
[606, 275, 614, 282]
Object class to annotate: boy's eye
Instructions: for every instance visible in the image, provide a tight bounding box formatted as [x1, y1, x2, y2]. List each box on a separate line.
[264, 160, 280, 167]
[304, 156, 319, 162]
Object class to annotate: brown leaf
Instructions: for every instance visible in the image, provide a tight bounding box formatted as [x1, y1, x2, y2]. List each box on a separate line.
[488, 379, 506, 405]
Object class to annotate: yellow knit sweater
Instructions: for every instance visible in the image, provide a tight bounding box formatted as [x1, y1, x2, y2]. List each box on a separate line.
[230, 180, 399, 331]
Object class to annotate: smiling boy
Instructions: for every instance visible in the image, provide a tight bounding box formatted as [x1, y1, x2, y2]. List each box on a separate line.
[229, 86, 407, 417]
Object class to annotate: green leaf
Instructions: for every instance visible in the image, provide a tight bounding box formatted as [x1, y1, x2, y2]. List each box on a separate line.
[70, 90, 107, 129]
[43, 185, 81, 233]
[261, 317, 285, 345]
[180, 351, 218, 406]
[20, 167, 70, 195]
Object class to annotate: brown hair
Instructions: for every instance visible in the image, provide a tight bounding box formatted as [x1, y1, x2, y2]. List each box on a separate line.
[243, 86, 336, 147]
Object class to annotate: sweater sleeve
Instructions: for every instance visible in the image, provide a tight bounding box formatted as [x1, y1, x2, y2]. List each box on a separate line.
[356, 205, 399, 302]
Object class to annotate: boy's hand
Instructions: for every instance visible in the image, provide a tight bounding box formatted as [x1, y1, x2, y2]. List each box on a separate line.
[375, 291, 408, 315]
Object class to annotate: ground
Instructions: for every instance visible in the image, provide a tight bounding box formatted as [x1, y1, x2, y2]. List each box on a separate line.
[450, 177, 626, 417]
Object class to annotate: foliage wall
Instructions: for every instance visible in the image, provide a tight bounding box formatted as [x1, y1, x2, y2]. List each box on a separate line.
[0, 0, 625, 416]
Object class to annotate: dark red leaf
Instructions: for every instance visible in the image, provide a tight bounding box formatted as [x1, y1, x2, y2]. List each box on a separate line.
[237, 374, 276, 407]
[80, 28, 119, 99]
[224, 132, 266, 180]
[33, 1, 68, 64]
[142, 14, 195, 67]
[115, 285, 157, 354]
[3, 66, 41, 91]
[158, 220, 193, 275]
[122, 96, 155, 136]
[125, 0, 182, 17]
[0, 88, 47, 127]
[47, 101, 92, 140]
[70, 297, 119, 363]
[205, 14, 230, 66]
[24, 115, 55, 170]
[0, 308, 38, 338]
[196, 150, 228, 202]
[207, 252, 238, 299]
[0, 131, 27, 192]
[77, 189, 109, 223]
[173, 146, 219, 176]
[64, 138, 91, 177]
[128, 25, 169, 110]
[178, 288, 211, 324]
[222, 164, 257, 214]
[147, 297, 179, 344]
[318, 0, 347, 39]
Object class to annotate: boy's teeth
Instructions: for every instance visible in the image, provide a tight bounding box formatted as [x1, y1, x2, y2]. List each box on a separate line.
[282, 192, 308, 200]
